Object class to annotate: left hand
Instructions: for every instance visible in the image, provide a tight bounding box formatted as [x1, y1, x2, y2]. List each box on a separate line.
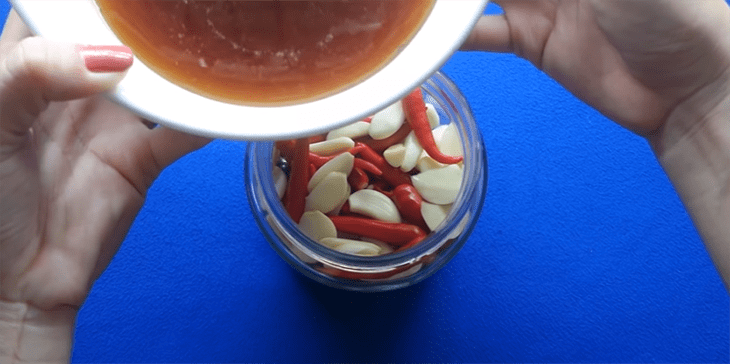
[0, 10, 210, 362]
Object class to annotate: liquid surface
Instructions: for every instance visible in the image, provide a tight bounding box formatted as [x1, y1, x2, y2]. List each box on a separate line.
[96, 0, 435, 105]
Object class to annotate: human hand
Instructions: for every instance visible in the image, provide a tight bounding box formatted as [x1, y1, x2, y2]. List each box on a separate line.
[463, 0, 730, 142]
[0, 11, 210, 362]
[463, 0, 730, 290]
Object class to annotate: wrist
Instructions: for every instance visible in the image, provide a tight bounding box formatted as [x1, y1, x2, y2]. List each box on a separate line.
[650, 65, 730, 155]
[0, 300, 76, 364]
[649, 74, 730, 289]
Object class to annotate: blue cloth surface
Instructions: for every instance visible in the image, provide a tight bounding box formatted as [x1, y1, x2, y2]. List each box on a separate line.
[1, 2, 728, 362]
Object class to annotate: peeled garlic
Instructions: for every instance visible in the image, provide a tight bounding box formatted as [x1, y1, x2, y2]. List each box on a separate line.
[416, 153, 445, 172]
[308, 152, 354, 192]
[309, 137, 355, 156]
[273, 166, 287, 199]
[298, 210, 337, 242]
[411, 164, 463, 205]
[400, 131, 423, 172]
[425, 103, 440, 129]
[421, 202, 451, 231]
[348, 189, 402, 223]
[416, 123, 464, 172]
[320, 237, 382, 256]
[369, 100, 405, 140]
[327, 121, 371, 140]
[305, 172, 350, 214]
[436, 123, 463, 158]
[383, 143, 406, 168]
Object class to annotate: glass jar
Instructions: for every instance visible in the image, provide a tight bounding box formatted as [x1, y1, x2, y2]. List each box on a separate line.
[244, 71, 487, 292]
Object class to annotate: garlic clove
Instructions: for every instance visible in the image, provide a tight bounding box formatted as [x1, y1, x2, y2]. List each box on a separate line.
[326, 121, 371, 140]
[400, 131, 423, 172]
[307, 152, 354, 192]
[369, 100, 405, 140]
[425, 103, 440, 129]
[431, 124, 449, 143]
[298, 210, 337, 241]
[416, 152, 445, 172]
[273, 166, 287, 199]
[416, 123, 464, 172]
[436, 123, 464, 158]
[411, 164, 463, 205]
[383, 143, 406, 168]
[421, 202, 451, 231]
[348, 189, 402, 223]
[320, 237, 382, 256]
[309, 137, 355, 156]
[305, 171, 350, 214]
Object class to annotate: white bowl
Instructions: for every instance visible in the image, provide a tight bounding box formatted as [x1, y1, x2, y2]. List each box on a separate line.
[11, 0, 488, 140]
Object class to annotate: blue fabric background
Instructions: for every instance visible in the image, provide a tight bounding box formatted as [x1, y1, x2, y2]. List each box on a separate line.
[2, 2, 728, 362]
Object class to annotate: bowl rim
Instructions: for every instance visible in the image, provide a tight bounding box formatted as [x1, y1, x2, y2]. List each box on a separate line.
[11, 0, 489, 141]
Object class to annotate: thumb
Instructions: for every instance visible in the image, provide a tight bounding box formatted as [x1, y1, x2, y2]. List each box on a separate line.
[0, 36, 133, 140]
[461, 15, 512, 53]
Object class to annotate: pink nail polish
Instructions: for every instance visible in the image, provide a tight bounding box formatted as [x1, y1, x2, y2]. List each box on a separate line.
[78, 45, 134, 73]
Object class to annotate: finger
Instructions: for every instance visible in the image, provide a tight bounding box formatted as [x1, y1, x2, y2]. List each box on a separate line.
[0, 10, 33, 55]
[460, 14, 512, 53]
[147, 127, 213, 170]
[0, 37, 133, 144]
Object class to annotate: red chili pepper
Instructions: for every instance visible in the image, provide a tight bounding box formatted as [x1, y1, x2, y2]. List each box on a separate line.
[391, 184, 429, 232]
[370, 180, 393, 197]
[362, 116, 372, 123]
[329, 216, 426, 247]
[309, 134, 326, 143]
[353, 157, 382, 176]
[352, 142, 411, 187]
[354, 123, 411, 153]
[308, 163, 317, 178]
[348, 143, 365, 155]
[353, 141, 386, 166]
[338, 201, 352, 215]
[396, 231, 427, 251]
[308, 152, 334, 168]
[308, 151, 381, 178]
[403, 88, 462, 164]
[318, 264, 414, 280]
[347, 167, 369, 191]
[283, 138, 309, 223]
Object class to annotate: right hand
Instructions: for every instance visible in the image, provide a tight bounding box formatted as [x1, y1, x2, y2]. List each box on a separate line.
[462, 0, 730, 144]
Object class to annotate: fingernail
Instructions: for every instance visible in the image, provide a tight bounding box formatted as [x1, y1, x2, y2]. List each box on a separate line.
[78, 45, 133, 73]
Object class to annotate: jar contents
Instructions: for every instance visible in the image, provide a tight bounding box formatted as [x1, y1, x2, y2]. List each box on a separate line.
[274, 88, 465, 256]
[95, 0, 435, 105]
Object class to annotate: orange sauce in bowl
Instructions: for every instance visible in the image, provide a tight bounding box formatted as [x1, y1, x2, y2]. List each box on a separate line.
[96, 0, 435, 106]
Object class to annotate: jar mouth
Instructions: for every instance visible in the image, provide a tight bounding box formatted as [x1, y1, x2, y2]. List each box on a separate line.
[245, 71, 488, 290]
